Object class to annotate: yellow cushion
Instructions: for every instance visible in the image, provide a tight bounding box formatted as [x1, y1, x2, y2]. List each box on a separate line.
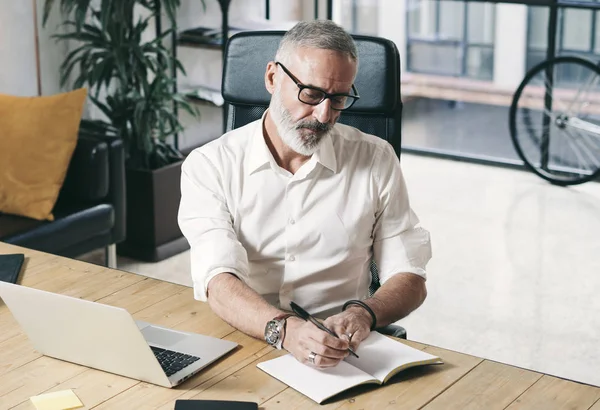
[0, 88, 87, 221]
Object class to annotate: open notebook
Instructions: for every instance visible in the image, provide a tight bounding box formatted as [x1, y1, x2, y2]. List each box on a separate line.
[257, 332, 442, 404]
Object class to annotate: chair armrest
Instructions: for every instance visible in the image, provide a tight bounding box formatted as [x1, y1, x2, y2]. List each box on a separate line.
[61, 135, 109, 202]
[86, 133, 126, 245]
[376, 324, 407, 339]
[57, 131, 126, 245]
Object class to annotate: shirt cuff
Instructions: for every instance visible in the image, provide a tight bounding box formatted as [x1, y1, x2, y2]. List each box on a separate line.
[375, 226, 432, 284]
[193, 266, 247, 302]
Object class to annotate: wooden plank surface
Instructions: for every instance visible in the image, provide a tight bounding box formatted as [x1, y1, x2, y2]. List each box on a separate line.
[0, 356, 87, 409]
[421, 360, 542, 410]
[505, 375, 600, 410]
[334, 345, 482, 410]
[177, 349, 290, 405]
[588, 398, 600, 409]
[10, 369, 138, 410]
[95, 334, 272, 409]
[2, 243, 600, 410]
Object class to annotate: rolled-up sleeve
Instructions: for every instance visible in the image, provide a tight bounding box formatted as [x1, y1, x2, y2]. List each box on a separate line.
[372, 144, 432, 283]
[178, 150, 249, 301]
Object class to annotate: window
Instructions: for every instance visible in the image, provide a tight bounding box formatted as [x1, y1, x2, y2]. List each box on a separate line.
[406, 0, 495, 80]
[337, 0, 379, 35]
[527, 5, 600, 79]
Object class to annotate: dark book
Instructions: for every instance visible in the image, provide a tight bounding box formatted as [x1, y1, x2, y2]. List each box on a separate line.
[0, 253, 24, 284]
[174, 400, 258, 410]
[177, 27, 224, 48]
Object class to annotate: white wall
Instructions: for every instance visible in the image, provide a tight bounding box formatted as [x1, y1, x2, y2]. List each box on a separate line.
[36, 0, 70, 96]
[0, 1, 39, 96]
[0, 0, 85, 106]
[377, 0, 407, 73]
[493, 4, 528, 90]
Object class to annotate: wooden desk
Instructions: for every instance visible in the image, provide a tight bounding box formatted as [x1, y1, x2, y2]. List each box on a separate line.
[1, 243, 599, 410]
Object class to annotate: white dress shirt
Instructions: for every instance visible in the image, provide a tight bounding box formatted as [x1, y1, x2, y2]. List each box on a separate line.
[178, 114, 432, 318]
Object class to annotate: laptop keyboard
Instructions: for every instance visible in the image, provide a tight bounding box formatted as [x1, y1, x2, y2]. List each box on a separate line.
[150, 346, 201, 377]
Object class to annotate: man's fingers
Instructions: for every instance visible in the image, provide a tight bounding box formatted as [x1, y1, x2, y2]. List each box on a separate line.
[328, 323, 348, 339]
[302, 349, 342, 368]
[306, 327, 349, 351]
[349, 328, 369, 351]
[304, 337, 349, 360]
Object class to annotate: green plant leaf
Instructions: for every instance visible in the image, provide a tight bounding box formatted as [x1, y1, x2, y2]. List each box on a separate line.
[42, 0, 58, 26]
[45, 0, 198, 170]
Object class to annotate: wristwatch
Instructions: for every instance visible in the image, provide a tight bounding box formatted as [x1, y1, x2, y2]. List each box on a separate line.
[264, 313, 294, 349]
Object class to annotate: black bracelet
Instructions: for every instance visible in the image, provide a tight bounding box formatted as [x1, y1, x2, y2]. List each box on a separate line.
[342, 300, 377, 331]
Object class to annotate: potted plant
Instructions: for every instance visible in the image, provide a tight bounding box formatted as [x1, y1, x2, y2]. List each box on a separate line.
[43, 0, 198, 261]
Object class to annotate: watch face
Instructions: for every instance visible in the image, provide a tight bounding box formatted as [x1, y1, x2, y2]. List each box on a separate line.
[265, 320, 280, 345]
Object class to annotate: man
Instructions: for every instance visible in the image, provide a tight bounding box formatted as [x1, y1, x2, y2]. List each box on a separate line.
[178, 20, 431, 369]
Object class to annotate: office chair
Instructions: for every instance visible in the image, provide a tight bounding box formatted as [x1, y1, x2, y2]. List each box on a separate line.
[222, 31, 406, 339]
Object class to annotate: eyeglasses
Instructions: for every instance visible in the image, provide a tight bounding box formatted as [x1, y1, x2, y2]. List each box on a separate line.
[275, 62, 360, 111]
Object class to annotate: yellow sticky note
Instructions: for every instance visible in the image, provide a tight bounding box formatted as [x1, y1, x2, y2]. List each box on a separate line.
[30, 389, 83, 410]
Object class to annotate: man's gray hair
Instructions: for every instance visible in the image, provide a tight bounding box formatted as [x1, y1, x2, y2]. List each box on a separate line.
[275, 20, 358, 64]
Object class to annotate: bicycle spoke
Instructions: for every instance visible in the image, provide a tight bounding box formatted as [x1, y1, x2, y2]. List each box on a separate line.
[565, 124, 600, 167]
[523, 104, 598, 172]
[511, 57, 600, 184]
[560, 126, 595, 172]
[568, 74, 600, 117]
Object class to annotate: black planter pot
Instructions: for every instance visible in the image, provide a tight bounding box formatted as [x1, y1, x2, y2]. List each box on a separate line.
[117, 160, 189, 262]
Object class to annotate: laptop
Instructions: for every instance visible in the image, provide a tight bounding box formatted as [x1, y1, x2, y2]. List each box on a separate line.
[0, 281, 237, 387]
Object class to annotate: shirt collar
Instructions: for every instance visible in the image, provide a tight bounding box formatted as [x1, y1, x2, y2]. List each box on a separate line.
[312, 131, 337, 173]
[246, 111, 338, 175]
[246, 111, 274, 175]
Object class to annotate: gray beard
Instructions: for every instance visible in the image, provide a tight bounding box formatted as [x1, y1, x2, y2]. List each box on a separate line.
[270, 91, 333, 156]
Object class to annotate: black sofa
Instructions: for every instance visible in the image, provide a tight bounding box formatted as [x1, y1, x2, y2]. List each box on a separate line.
[0, 131, 126, 267]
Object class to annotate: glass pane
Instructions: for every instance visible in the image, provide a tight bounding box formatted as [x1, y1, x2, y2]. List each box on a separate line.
[556, 53, 596, 85]
[439, 1, 464, 41]
[562, 8, 592, 52]
[468, 3, 495, 45]
[595, 10, 600, 54]
[338, 0, 353, 30]
[407, 0, 420, 37]
[408, 0, 436, 39]
[408, 43, 462, 76]
[526, 50, 547, 72]
[467, 47, 493, 80]
[337, 0, 378, 35]
[529, 7, 549, 50]
[355, 0, 378, 35]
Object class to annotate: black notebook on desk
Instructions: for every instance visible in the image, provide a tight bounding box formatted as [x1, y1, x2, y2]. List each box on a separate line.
[0, 254, 24, 284]
[174, 400, 257, 410]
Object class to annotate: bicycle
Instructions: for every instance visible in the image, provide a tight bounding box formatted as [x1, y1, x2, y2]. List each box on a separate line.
[510, 55, 600, 185]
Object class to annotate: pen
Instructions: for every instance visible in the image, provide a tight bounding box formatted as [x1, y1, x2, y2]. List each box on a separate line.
[289, 301, 359, 359]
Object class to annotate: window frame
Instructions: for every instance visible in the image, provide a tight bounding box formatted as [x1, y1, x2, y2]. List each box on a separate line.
[405, 0, 496, 80]
[526, 2, 600, 73]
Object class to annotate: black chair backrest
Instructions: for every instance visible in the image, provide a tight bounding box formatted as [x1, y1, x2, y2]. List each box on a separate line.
[222, 31, 402, 156]
[221, 30, 403, 294]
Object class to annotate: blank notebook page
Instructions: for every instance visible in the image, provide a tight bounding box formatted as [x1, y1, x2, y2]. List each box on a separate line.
[257, 354, 376, 403]
[345, 332, 442, 382]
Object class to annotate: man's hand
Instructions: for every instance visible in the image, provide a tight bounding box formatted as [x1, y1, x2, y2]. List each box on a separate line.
[323, 306, 372, 351]
[283, 317, 350, 368]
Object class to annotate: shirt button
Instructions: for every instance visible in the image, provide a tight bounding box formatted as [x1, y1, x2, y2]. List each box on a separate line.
[289, 218, 295, 225]
[288, 255, 295, 261]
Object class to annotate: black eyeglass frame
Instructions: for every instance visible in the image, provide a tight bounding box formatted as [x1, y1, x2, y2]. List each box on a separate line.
[275, 61, 360, 111]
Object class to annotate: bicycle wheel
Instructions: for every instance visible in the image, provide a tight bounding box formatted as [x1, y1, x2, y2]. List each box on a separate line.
[510, 56, 600, 185]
